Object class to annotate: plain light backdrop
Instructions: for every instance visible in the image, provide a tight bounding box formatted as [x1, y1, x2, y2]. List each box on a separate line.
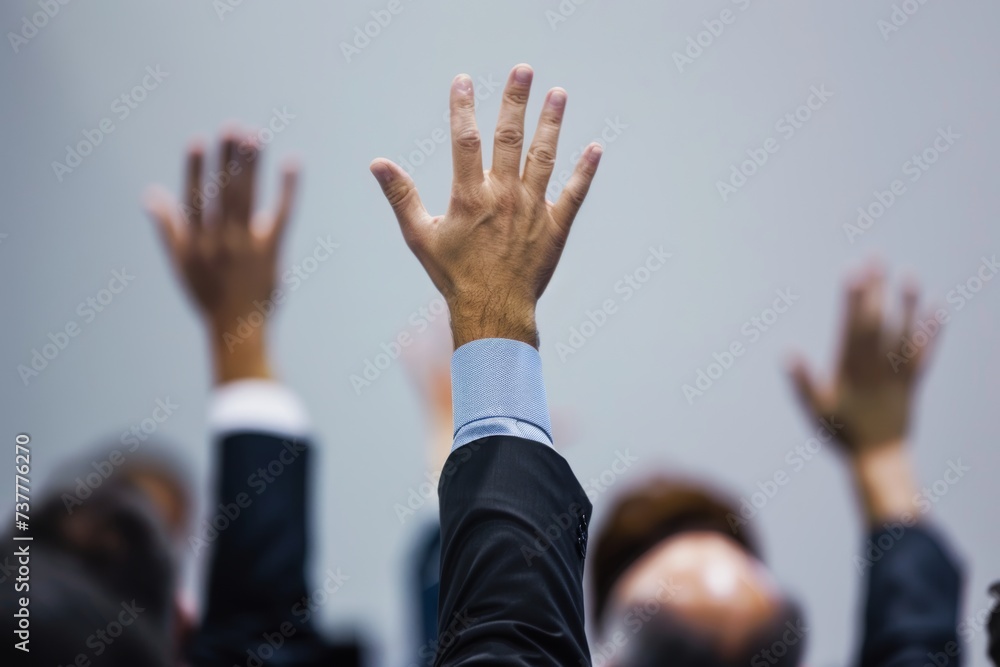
[2, 1, 999, 665]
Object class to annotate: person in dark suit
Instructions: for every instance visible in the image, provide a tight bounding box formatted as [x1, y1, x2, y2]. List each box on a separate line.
[1, 129, 363, 666]
[588, 265, 964, 667]
[146, 129, 363, 665]
[371, 64, 603, 665]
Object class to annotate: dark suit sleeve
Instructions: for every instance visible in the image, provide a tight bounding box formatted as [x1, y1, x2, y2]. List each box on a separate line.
[189, 432, 328, 666]
[859, 523, 964, 667]
[434, 436, 592, 666]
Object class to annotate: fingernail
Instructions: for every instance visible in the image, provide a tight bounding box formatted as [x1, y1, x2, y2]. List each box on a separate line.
[371, 161, 393, 184]
[588, 144, 604, 163]
[514, 65, 533, 84]
[454, 75, 473, 96]
[549, 89, 567, 109]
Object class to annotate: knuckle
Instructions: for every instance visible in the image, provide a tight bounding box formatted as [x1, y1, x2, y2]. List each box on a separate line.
[504, 88, 530, 106]
[455, 128, 481, 152]
[527, 144, 557, 170]
[493, 189, 520, 214]
[494, 126, 525, 149]
[565, 186, 587, 208]
[385, 183, 413, 208]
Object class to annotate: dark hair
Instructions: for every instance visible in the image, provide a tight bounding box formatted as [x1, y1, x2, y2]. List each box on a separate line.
[1, 548, 170, 666]
[590, 476, 762, 624]
[1, 479, 175, 665]
[591, 477, 806, 667]
[616, 602, 806, 667]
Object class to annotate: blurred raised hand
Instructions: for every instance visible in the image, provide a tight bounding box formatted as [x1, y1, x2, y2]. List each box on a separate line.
[789, 264, 938, 455]
[788, 263, 943, 524]
[145, 128, 299, 382]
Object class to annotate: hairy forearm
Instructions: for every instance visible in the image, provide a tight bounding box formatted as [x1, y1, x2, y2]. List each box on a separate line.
[850, 440, 921, 526]
[448, 299, 539, 349]
[208, 324, 273, 385]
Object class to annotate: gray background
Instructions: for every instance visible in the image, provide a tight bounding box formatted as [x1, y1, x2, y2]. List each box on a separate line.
[2, 1, 999, 665]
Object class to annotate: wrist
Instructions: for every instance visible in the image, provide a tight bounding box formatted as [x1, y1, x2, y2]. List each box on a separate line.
[849, 439, 920, 526]
[208, 323, 273, 385]
[447, 298, 538, 349]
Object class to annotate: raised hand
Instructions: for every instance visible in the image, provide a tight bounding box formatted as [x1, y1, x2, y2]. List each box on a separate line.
[145, 129, 299, 382]
[370, 64, 602, 348]
[788, 264, 938, 455]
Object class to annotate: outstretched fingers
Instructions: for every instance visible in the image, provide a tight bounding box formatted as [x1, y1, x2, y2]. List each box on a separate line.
[550, 143, 603, 237]
[522, 88, 567, 198]
[266, 159, 301, 250]
[184, 141, 205, 228]
[491, 64, 533, 181]
[371, 159, 432, 248]
[450, 74, 484, 194]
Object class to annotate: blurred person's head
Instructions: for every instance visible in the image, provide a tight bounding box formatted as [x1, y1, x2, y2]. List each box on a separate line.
[1, 444, 189, 665]
[590, 478, 806, 667]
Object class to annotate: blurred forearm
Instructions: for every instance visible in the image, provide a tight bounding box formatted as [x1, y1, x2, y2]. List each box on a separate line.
[849, 440, 920, 527]
[208, 324, 273, 385]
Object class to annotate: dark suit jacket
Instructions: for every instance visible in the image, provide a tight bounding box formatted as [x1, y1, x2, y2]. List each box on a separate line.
[434, 436, 592, 666]
[860, 523, 963, 667]
[188, 431, 362, 666]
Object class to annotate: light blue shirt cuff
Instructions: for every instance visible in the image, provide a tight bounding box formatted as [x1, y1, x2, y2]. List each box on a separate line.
[451, 338, 554, 451]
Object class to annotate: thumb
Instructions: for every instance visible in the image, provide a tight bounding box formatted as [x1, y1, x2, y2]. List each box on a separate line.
[370, 159, 429, 242]
[787, 354, 826, 417]
[143, 185, 184, 256]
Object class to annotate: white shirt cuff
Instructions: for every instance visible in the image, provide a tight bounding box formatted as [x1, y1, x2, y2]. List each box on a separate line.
[208, 380, 310, 438]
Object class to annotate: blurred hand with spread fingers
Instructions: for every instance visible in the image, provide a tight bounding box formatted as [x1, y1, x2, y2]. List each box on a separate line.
[145, 129, 299, 383]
